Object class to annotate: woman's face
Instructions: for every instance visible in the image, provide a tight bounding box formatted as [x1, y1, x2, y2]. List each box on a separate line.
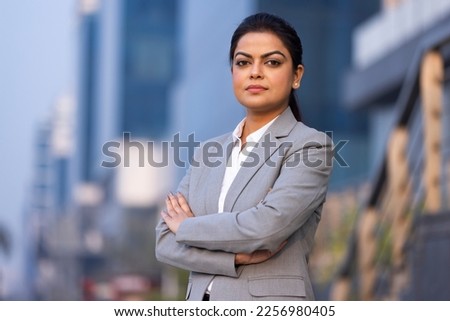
[231, 31, 303, 114]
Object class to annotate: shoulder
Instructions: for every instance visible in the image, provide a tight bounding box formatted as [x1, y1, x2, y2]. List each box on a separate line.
[279, 122, 334, 170]
[286, 122, 333, 149]
[268, 107, 332, 149]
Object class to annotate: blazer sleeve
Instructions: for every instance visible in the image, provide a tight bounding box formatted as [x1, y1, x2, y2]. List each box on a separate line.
[175, 134, 333, 253]
[155, 153, 238, 277]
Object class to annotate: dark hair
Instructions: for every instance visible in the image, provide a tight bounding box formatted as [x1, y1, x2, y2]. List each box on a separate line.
[229, 12, 303, 122]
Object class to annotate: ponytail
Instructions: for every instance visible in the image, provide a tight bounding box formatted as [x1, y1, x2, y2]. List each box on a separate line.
[289, 91, 302, 122]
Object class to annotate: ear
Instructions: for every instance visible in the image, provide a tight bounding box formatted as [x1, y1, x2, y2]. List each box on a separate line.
[292, 64, 304, 89]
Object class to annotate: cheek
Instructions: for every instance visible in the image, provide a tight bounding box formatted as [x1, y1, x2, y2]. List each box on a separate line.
[232, 71, 245, 89]
[272, 72, 293, 91]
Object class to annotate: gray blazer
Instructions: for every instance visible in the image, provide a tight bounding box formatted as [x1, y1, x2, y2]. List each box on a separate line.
[155, 107, 333, 300]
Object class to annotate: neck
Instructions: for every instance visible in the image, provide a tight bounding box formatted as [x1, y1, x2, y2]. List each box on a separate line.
[241, 106, 287, 143]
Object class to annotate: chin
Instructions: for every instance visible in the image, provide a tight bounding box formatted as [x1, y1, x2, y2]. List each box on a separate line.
[238, 98, 271, 110]
[239, 99, 285, 113]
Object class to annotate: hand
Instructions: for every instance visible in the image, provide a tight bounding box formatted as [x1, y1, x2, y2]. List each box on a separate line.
[160, 192, 194, 234]
[235, 240, 288, 265]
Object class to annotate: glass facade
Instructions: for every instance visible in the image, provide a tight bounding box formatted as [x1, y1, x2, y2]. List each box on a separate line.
[78, 11, 100, 182]
[120, 0, 178, 139]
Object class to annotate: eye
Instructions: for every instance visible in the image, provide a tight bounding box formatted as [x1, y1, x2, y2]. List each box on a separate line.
[266, 59, 281, 66]
[235, 60, 250, 67]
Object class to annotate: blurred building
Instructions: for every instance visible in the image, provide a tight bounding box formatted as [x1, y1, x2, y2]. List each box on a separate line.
[0, 213, 12, 299]
[27, 0, 179, 300]
[28, 97, 77, 300]
[313, 0, 450, 300]
[345, 0, 450, 173]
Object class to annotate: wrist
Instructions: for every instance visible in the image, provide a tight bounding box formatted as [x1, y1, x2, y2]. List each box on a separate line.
[234, 253, 242, 266]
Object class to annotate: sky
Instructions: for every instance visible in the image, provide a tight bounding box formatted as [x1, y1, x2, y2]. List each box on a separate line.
[0, 0, 77, 293]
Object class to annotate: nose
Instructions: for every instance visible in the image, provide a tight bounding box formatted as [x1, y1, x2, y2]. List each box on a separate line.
[250, 63, 263, 79]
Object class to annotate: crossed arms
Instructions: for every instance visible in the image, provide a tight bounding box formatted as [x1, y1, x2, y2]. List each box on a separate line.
[155, 138, 332, 276]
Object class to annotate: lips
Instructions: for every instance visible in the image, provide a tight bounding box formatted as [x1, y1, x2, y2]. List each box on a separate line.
[246, 84, 268, 93]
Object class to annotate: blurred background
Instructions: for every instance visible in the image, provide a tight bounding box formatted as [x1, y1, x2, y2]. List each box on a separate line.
[0, 0, 449, 300]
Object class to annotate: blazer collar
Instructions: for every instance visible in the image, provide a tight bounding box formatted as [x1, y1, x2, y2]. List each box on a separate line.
[267, 106, 298, 139]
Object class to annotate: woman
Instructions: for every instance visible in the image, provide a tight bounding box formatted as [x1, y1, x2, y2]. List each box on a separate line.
[155, 12, 333, 301]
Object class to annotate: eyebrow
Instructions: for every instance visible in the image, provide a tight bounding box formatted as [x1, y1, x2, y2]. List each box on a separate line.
[234, 50, 287, 59]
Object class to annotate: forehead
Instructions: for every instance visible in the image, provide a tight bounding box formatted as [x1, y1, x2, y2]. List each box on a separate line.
[234, 32, 289, 56]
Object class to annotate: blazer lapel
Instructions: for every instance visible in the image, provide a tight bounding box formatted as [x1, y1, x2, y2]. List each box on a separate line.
[223, 107, 298, 212]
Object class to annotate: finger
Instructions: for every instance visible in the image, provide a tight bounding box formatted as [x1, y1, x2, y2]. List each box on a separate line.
[274, 240, 288, 253]
[258, 250, 272, 262]
[165, 196, 176, 215]
[161, 210, 179, 233]
[280, 240, 288, 248]
[160, 210, 171, 221]
[168, 192, 184, 215]
[176, 192, 186, 198]
[177, 193, 193, 217]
